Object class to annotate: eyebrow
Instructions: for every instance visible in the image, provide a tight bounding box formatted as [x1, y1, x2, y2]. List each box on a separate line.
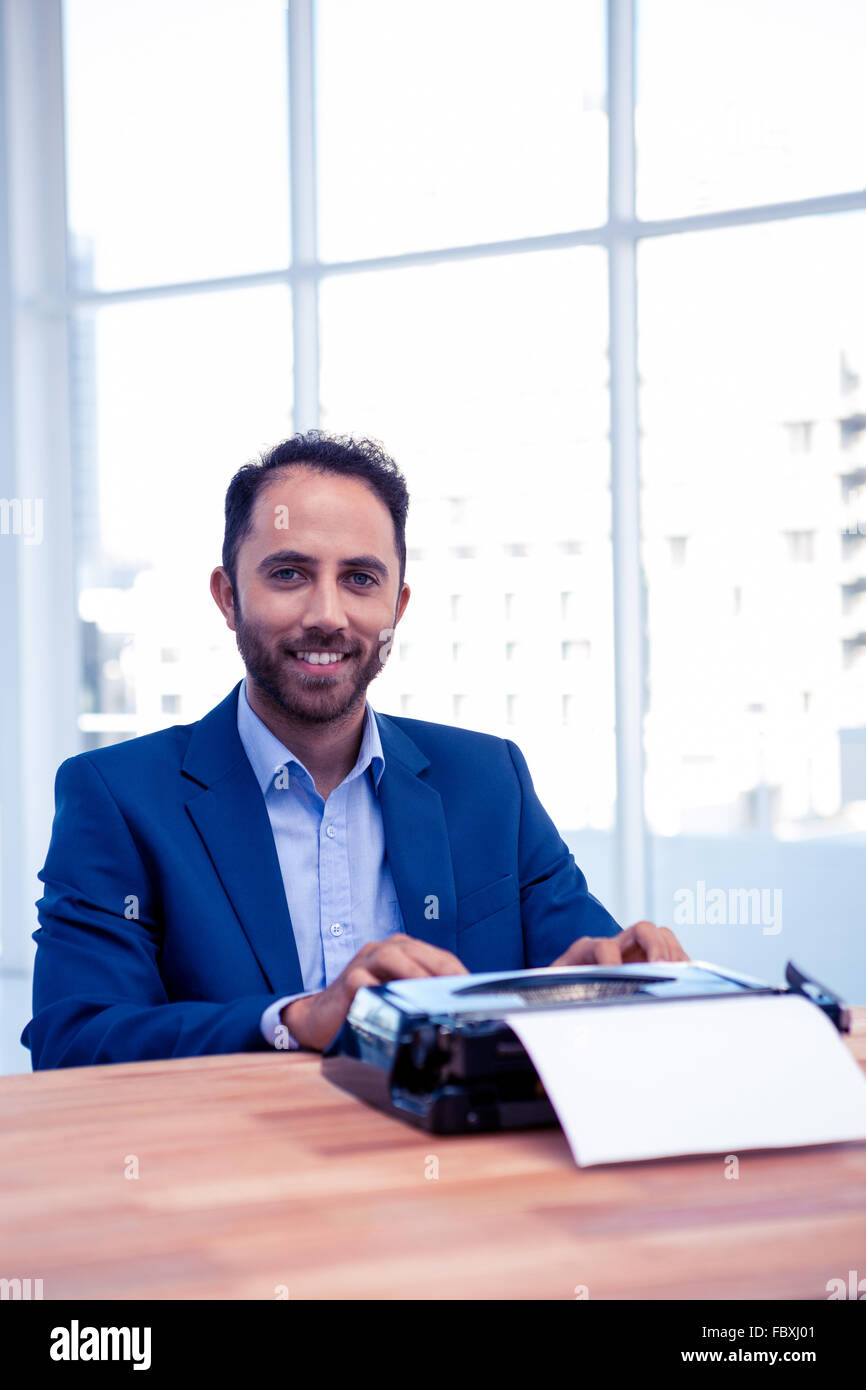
[257, 549, 390, 579]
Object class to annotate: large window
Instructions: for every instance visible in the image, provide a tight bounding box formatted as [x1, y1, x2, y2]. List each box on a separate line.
[73, 285, 294, 740]
[64, 0, 291, 289]
[2, 0, 865, 1002]
[315, 0, 607, 258]
[637, 0, 866, 218]
[640, 213, 866, 840]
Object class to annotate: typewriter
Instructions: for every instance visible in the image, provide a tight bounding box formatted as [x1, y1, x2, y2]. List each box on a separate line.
[321, 960, 849, 1134]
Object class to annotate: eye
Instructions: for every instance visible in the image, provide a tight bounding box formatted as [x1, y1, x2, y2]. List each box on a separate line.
[272, 567, 300, 581]
[349, 572, 377, 587]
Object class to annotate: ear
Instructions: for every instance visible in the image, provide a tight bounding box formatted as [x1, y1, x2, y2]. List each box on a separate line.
[394, 582, 411, 626]
[210, 566, 237, 632]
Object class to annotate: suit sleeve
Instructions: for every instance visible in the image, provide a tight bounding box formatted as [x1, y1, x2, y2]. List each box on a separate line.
[22, 755, 280, 1070]
[505, 738, 621, 966]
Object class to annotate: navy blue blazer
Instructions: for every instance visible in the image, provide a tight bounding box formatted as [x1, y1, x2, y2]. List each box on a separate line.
[22, 682, 620, 1068]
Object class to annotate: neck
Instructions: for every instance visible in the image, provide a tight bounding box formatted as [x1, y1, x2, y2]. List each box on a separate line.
[245, 679, 367, 798]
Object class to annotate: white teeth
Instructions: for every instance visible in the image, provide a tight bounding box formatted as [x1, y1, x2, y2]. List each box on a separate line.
[296, 651, 344, 664]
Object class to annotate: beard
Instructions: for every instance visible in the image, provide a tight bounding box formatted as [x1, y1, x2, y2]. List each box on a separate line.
[233, 600, 390, 726]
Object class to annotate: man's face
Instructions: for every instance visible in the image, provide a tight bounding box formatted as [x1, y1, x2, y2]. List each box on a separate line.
[214, 466, 409, 725]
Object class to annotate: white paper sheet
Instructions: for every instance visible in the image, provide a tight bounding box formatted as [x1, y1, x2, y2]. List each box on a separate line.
[504, 993, 866, 1167]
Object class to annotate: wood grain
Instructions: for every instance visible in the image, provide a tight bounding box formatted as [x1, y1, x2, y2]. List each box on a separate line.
[2, 1008, 865, 1300]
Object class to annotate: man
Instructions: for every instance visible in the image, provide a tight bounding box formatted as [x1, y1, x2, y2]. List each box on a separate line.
[23, 432, 687, 1069]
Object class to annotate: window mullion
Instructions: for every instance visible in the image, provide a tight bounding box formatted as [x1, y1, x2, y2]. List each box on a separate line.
[1, 0, 78, 969]
[608, 0, 650, 926]
[288, 0, 320, 431]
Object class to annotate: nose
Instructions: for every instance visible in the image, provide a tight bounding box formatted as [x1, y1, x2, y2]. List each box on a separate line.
[299, 575, 349, 635]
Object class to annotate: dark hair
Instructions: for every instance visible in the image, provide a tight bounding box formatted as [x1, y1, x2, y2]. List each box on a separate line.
[222, 430, 409, 595]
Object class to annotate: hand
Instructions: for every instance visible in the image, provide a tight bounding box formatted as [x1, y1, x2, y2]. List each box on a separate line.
[549, 920, 690, 967]
[281, 933, 469, 1051]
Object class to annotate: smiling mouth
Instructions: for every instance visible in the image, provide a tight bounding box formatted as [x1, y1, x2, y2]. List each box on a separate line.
[288, 650, 351, 671]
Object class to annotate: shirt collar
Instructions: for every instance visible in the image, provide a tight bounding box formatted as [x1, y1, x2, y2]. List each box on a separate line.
[236, 677, 385, 797]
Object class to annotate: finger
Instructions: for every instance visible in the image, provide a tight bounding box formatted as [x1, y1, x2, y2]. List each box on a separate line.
[610, 923, 646, 962]
[658, 925, 690, 962]
[342, 965, 384, 997]
[622, 920, 670, 962]
[305, 969, 385, 1046]
[648, 923, 687, 962]
[327, 968, 379, 1023]
[379, 933, 469, 976]
[550, 935, 623, 967]
[592, 935, 625, 965]
[364, 938, 465, 984]
[549, 937, 592, 967]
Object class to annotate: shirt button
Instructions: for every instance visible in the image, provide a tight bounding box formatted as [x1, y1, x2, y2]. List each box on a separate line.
[325, 825, 336, 839]
[329, 922, 343, 937]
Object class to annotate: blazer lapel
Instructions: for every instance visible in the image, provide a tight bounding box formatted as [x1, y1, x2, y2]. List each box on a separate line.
[181, 684, 305, 997]
[375, 713, 458, 959]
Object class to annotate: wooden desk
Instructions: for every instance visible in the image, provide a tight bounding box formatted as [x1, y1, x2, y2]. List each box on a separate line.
[3, 1009, 865, 1300]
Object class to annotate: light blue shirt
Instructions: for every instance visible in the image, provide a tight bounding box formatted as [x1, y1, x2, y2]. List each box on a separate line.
[236, 678, 405, 1049]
